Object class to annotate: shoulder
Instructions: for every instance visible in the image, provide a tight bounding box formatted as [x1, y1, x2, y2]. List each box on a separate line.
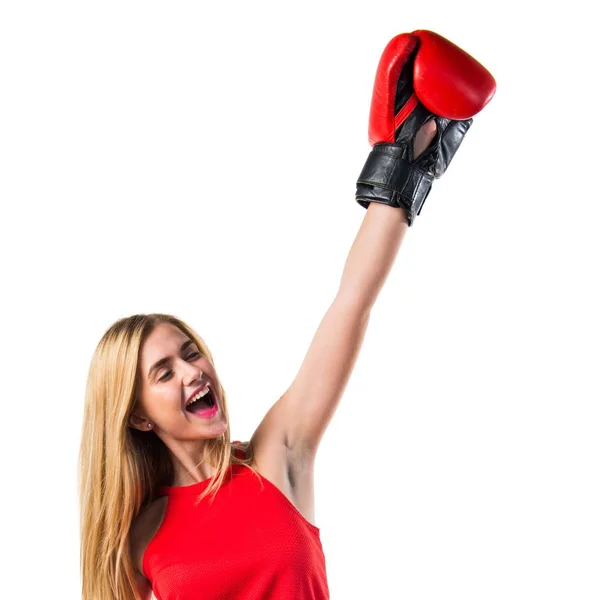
[129, 496, 169, 576]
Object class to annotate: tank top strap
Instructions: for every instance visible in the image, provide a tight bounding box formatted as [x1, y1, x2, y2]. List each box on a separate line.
[232, 440, 246, 460]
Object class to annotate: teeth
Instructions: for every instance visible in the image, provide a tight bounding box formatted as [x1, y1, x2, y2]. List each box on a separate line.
[186, 384, 211, 408]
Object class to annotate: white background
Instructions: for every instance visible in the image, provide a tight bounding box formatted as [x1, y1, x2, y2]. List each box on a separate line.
[1, 1, 598, 599]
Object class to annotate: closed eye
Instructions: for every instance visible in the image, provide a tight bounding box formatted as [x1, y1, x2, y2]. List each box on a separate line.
[158, 352, 201, 382]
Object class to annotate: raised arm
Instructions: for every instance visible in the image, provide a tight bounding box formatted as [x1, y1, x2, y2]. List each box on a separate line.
[249, 121, 436, 459]
[250, 31, 495, 458]
[274, 122, 436, 454]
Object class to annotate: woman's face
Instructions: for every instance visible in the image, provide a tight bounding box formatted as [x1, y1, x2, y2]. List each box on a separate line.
[130, 322, 228, 441]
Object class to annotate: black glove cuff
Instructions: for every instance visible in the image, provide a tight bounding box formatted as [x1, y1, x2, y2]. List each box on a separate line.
[355, 144, 434, 227]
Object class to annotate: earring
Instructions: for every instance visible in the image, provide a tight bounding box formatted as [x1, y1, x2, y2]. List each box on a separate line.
[147, 422, 153, 429]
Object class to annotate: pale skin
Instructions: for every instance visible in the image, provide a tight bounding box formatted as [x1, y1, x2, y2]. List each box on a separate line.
[130, 324, 229, 484]
[129, 119, 438, 597]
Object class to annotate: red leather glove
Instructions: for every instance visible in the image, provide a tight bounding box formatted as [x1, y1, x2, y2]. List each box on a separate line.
[355, 30, 497, 226]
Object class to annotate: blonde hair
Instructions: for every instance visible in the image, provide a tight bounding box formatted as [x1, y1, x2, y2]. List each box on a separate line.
[78, 313, 259, 600]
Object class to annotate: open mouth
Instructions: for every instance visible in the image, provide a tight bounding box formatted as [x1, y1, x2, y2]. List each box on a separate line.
[186, 387, 216, 414]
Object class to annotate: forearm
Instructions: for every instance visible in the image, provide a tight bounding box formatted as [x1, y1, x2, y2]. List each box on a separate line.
[336, 202, 409, 313]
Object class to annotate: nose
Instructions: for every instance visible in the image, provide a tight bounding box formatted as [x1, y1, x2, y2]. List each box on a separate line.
[181, 359, 203, 386]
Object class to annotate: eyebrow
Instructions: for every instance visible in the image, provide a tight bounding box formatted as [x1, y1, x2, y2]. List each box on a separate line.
[148, 340, 196, 380]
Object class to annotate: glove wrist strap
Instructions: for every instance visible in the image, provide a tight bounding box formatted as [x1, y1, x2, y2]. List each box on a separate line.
[355, 144, 434, 227]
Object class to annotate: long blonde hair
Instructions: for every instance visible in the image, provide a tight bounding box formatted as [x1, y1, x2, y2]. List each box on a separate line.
[78, 313, 258, 600]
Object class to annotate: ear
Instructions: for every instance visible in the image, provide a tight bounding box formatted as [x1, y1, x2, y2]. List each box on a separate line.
[128, 410, 151, 432]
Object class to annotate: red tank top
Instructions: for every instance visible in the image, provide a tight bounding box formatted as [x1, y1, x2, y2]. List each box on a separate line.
[142, 442, 330, 599]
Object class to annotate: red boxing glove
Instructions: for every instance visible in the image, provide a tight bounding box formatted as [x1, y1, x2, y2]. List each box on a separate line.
[356, 30, 497, 225]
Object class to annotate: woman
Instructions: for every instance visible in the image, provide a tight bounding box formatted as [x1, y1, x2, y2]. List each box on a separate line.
[78, 30, 494, 600]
